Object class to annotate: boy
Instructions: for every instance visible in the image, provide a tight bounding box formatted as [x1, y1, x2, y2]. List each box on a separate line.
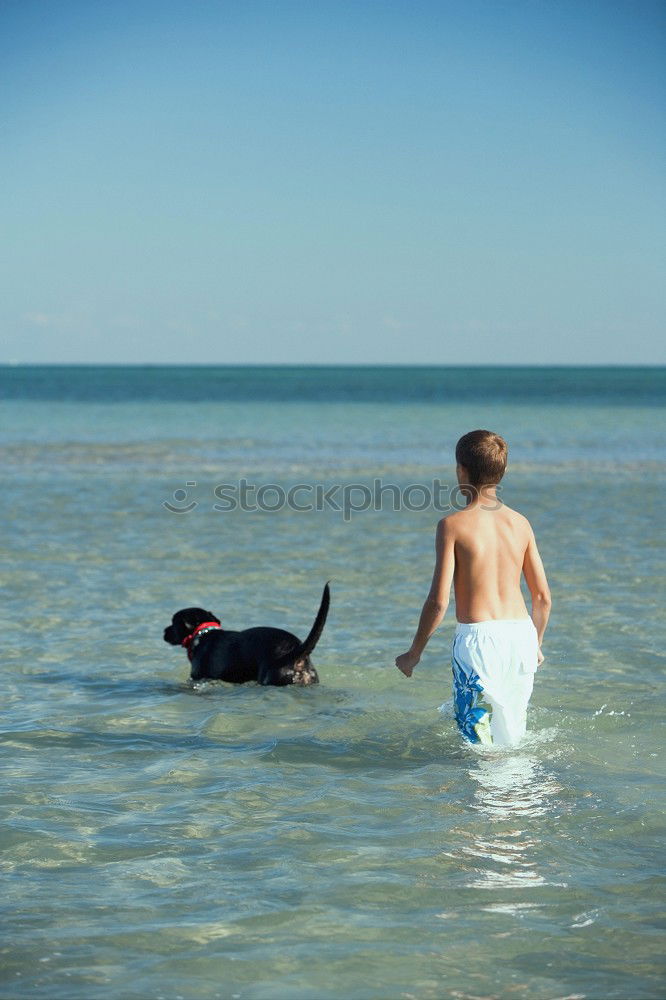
[395, 430, 551, 747]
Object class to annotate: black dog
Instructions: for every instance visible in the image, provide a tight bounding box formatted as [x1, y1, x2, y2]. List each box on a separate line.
[163, 583, 330, 686]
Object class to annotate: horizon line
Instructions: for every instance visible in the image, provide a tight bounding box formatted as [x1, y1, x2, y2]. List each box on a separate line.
[1, 362, 665, 370]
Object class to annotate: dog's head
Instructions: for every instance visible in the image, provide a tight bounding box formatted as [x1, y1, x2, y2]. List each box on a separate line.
[163, 608, 221, 646]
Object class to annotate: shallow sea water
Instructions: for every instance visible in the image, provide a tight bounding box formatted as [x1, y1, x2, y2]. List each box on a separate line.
[1, 368, 665, 999]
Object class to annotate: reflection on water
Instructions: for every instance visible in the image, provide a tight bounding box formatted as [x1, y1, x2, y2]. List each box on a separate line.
[453, 749, 566, 898]
[471, 750, 562, 822]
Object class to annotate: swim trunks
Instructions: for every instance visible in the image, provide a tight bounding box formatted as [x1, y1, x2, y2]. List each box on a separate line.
[451, 619, 538, 747]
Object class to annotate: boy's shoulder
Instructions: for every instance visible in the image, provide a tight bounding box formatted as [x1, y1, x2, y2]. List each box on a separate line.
[495, 502, 532, 527]
[501, 504, 534, 534]
[436, 508, 471, 539]
[437, 503, 533, 533]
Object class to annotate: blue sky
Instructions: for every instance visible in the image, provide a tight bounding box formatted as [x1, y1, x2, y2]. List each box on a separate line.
[1, 0, 664, 364]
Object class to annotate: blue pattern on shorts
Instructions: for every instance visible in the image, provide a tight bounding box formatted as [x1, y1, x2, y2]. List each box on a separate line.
[452, 653, 490, 744]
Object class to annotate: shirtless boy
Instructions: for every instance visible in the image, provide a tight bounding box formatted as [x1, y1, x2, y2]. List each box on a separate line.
[395, 430, 551, 747]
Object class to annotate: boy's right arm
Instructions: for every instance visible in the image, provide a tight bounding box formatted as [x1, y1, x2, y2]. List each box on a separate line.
[395, 517, 455, 677]
[522, 526, 551, 662]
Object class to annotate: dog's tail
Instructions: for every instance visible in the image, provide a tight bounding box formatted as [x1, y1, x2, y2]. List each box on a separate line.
[275, 582, 330, 667]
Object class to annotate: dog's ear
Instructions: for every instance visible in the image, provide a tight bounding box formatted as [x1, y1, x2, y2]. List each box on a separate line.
[178, 609, 201, 631]
[177, 608, 220, 633]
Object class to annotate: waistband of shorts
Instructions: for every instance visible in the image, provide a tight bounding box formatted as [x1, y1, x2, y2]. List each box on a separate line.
[455, 618, 535, 637]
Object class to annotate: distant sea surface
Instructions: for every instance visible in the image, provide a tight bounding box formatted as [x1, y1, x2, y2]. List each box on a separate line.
[2, 366, 665, 999]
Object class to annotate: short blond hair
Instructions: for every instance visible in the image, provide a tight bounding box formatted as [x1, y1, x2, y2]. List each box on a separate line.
[455, 430, 508, 487]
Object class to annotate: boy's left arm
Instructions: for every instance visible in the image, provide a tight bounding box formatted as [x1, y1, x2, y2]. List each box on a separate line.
[395, 518, 455, 677]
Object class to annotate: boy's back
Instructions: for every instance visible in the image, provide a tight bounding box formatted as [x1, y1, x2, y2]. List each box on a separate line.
[447, 501, 532, 623]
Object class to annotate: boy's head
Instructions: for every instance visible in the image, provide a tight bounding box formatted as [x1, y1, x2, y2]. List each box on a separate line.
[455, 430, 508, 488]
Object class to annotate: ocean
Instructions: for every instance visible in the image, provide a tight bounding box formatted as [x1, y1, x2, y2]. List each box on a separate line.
[1, 365, 665, 999]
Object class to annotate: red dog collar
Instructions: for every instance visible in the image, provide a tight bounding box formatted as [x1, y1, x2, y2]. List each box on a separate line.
[181, 621, 223, 661]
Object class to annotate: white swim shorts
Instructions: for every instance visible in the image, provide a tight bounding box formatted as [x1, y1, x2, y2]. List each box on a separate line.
[451, 618, 539, 747]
